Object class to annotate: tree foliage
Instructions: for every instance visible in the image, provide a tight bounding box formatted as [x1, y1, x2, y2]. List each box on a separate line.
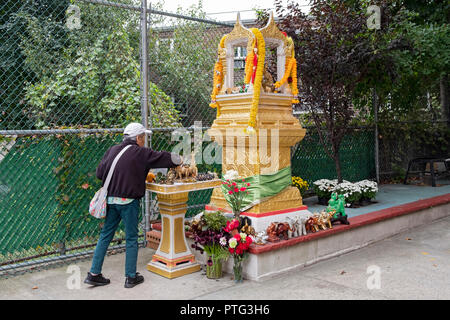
[275, 0, 391, 181]
[148, 2, 227, 127]
[364, 0, 450, 122]
[0, 0, 70, 129]
[2, 0, 180, 129]
[273, 0, 449, 181]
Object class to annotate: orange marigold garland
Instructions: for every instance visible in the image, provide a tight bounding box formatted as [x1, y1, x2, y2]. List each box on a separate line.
[244, 28, 265, 134]
[274, 36, 299, 104]
[209, 35, 227, 117]
[244, 39, 256, 85]
[290, 59, 299, 104]
[210, 60, 224, 116]
[275, 57, 295, 88]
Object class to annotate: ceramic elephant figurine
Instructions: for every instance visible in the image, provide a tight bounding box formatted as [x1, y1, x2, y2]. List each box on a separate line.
[254, 231, 269, 245]
[286, 217, 300, 238]
[287, 213, 312, 237]
[297, 213, 312, 236]
[276, 222, 291, 240]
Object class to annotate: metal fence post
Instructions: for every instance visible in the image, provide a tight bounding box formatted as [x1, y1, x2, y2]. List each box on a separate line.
[373, 89, 380, 183]
[140, 0, 150, 246]
[147, 2, 155, 229]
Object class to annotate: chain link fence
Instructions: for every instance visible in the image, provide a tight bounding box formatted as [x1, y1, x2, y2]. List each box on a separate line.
[292, 126, 376, 184]
[377, 121, 450, 182]
[0, 0, 379, 276]
[0, 0, 233, 275]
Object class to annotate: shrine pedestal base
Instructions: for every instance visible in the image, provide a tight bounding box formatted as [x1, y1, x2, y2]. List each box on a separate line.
[146, 180, 221, 279]
[147, 255, 200, 279]
[145, 191, 200, 279]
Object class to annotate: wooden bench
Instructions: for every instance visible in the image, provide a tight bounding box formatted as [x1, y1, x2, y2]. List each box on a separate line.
[404, 157, 450, 187]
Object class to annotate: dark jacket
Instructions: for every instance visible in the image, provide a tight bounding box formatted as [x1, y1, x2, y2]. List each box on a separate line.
[96, 139, 179, 199]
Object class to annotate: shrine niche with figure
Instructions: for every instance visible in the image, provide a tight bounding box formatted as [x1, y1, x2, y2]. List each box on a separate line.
[207, 13, 308, 234]
[210, 13, 299, 109]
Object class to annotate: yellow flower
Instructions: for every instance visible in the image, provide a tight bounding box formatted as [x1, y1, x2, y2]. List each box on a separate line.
[292, 176, 309, 192]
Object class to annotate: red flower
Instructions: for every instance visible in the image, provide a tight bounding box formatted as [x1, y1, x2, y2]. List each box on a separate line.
[224, 219, 240, 232]
[228, 190, 233, 195]
[233, 233, 241, 241]
[229, 247, 235, 254]
[234, 188, 239, 193]
[240, 187, 246, 192]
[247, 183, 250, 187]
[232, 182, 237, 186]
[246, 236, 253, 245]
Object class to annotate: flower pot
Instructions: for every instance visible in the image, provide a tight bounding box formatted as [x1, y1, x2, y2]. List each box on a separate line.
[317, 196, 329, 206]
[206, 255, 223, 279]
[349, 202, 360, 208]
[360, 197, 372, 206]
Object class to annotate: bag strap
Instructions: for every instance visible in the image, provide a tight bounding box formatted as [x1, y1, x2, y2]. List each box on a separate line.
[103, 145, 132, 191]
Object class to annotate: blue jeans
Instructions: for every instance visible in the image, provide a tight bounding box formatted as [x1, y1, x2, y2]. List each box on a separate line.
[90, 199, 140, 278]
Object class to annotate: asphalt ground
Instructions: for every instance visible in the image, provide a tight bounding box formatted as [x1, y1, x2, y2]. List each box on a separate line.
[1, 215, 449, 301]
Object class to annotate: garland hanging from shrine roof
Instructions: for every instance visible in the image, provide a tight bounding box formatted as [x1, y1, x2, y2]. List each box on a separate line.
[209, 35, 227, 117]
[244, 28, 265, 134]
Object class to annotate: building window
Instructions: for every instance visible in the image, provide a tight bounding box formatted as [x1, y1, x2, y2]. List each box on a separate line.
[234, 46, 247, 70]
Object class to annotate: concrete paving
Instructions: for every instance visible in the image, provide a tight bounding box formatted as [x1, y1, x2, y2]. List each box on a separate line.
[1, 215, 449, 300]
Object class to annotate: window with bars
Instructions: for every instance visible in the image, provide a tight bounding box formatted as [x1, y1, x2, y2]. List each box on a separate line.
[234, 46, 247, 69]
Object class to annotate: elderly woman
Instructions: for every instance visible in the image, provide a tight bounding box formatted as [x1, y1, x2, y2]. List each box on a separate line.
[85, 123, 182, 288]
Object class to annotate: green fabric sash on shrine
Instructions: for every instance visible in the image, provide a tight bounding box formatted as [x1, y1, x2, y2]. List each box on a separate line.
[222, 166, 292, 212]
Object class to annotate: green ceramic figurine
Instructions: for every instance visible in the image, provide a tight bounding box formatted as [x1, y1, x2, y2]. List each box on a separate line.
[327, 192, 350, 225]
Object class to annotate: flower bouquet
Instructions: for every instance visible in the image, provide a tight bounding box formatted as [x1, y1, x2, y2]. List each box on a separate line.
[189, 211, 230, 279]
[227, 231, 253, 283]
[221, 170, 251, 219]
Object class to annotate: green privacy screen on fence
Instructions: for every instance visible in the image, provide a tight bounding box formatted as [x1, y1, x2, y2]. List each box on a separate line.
[292, 128, 376, 183]
[0, 128, 375, 261]
[0, 138, 60, 255]
[0, 134, 123, 258]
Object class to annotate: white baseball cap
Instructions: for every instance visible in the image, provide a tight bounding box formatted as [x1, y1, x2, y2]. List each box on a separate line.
[123, 123, 153, 137]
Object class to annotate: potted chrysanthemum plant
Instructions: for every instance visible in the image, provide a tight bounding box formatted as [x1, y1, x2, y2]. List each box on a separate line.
[333, 181, 362, 207]
[292, 176, 309, 197]
[313, 179, 340, 205]
[355, 180, 378, 205]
